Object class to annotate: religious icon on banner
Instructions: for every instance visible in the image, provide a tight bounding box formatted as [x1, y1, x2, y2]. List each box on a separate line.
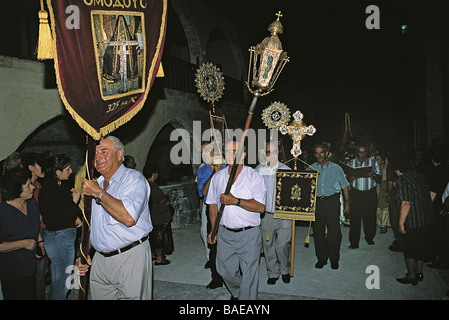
[92, 13, 145, 99]
[274, 170, 318, 221]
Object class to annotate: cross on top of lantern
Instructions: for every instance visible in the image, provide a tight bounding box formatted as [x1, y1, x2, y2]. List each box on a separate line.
[247, 11, 290, 97]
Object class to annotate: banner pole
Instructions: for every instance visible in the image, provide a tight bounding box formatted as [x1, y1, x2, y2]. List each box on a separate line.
[290, 219, 295, 277]
[78, 136, 96, 300]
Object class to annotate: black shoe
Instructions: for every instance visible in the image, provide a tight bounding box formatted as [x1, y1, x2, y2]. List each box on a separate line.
[154, 259, 171, 265]
[267, 277, 279, 285]
[396, 275, 418, 286]
[389, 244, 402, 252]
[366, 240, 375, 245]
[417, 273, 424, 281]
[230, 295, 238, 300]
[206, 280, 223, 289]
[282, 274, 291, 283]
[315, 261, 327, 269]
[331, 262, 339, 270]
[348, 245, 359, 249]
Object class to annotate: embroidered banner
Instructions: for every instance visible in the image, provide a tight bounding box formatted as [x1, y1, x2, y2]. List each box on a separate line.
[47, 0, 167, 140]
[274, 170, 318, 221]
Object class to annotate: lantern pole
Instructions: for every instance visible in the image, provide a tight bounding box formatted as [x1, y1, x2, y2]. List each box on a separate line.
[211, 11, 289, 241]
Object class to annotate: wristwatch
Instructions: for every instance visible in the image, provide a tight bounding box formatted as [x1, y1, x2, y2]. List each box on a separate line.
[236, 198, 241, 207]
[95, 190, 106, 205]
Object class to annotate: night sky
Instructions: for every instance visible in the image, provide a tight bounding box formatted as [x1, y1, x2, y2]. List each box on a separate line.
[2, 0, 443, 158]
[209, 0, 437, 155]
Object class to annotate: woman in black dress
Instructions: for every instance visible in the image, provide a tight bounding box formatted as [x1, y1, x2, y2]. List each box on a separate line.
[0, 167, 43, 299]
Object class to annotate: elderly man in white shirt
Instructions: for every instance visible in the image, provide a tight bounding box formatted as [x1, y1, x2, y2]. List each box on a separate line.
[207, 140, 266, 300]
[77, 136, 153, 300]
[256, 142, 292, 285]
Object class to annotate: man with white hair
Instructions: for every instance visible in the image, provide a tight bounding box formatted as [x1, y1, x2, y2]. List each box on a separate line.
[77, 136, 153, 300]
[256, 142, 292, 285]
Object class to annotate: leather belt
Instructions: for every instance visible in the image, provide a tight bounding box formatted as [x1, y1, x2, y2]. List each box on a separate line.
[317, 193, 340, 200]
[99, 234, 149, 257]
[224, 225, 255, 233]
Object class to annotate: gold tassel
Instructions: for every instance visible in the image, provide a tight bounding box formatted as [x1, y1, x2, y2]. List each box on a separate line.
[156, 63, 164, 77]
[37, 0, 53, 60]
[304, 221, 312, 248]
[265, 213, 273, 241]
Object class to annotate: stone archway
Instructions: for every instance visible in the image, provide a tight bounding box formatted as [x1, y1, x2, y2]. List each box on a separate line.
[144, 119, 195, 186]
[144, 118, 200, 229]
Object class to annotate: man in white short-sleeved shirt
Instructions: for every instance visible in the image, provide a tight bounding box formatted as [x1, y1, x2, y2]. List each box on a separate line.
[256, 142, 292, 285]
[77, 136, 153, 300]
[206, 140, 266, 300]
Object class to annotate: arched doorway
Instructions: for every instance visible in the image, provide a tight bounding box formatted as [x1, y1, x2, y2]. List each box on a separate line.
[144, 122, 194, 186]
[17, 114, 86, 172]
[145, 120, 200, 228]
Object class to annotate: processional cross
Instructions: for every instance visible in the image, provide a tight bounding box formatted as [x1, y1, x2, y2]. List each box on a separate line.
[262, 102, 316, 159]
[280, 110, 316, 158]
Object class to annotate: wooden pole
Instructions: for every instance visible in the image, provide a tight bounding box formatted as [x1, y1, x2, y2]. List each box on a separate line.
[290, 219, 295, 277]
[78, 136, 96, 300]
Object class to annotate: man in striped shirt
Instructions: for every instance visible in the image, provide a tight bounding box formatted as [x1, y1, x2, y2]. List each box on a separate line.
[346, 144, 382, 248]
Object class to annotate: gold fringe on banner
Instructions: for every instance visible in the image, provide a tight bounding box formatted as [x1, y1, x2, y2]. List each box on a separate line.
[37, 0, 54, 60]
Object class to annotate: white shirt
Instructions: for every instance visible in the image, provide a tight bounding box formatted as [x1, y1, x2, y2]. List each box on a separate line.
[90, 164, 153, 252]
[206, 165, 266, 229]
[443, 182, 449, 203]
[255, 161, 290, 213]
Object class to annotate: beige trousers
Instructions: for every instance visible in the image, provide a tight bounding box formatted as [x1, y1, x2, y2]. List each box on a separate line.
[89, 240, 152, 300]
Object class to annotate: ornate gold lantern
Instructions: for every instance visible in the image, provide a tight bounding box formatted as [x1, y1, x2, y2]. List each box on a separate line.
[247, 11, 290, 97]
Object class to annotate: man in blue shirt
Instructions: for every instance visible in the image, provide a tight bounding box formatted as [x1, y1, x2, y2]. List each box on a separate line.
[346, 144, 382, 248]
[308, 143, 350, 270]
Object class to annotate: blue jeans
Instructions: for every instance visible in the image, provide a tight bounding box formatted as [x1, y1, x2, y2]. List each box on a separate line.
[43, 228, 76, 300]
[36, 228, 50, 300]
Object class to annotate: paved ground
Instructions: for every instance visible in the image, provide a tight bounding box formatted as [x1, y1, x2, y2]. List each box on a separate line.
[151, 222, 449, 301]
[66, 222, 449, 302]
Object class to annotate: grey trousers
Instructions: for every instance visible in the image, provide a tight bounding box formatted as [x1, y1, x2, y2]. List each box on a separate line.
[260, 213, 292, 278]
[216, 225, 262, 300]
[89, 240, 153, 300]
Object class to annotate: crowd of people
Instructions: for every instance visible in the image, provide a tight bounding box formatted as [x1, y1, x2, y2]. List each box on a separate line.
[196, 137, 449, 299]
[1, 134, 448, 300]
[0, 136, 173, 300]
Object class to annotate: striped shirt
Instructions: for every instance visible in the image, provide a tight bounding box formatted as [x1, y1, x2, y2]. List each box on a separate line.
[346, 157, 381, 191]
[396, 171, 433, 229]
